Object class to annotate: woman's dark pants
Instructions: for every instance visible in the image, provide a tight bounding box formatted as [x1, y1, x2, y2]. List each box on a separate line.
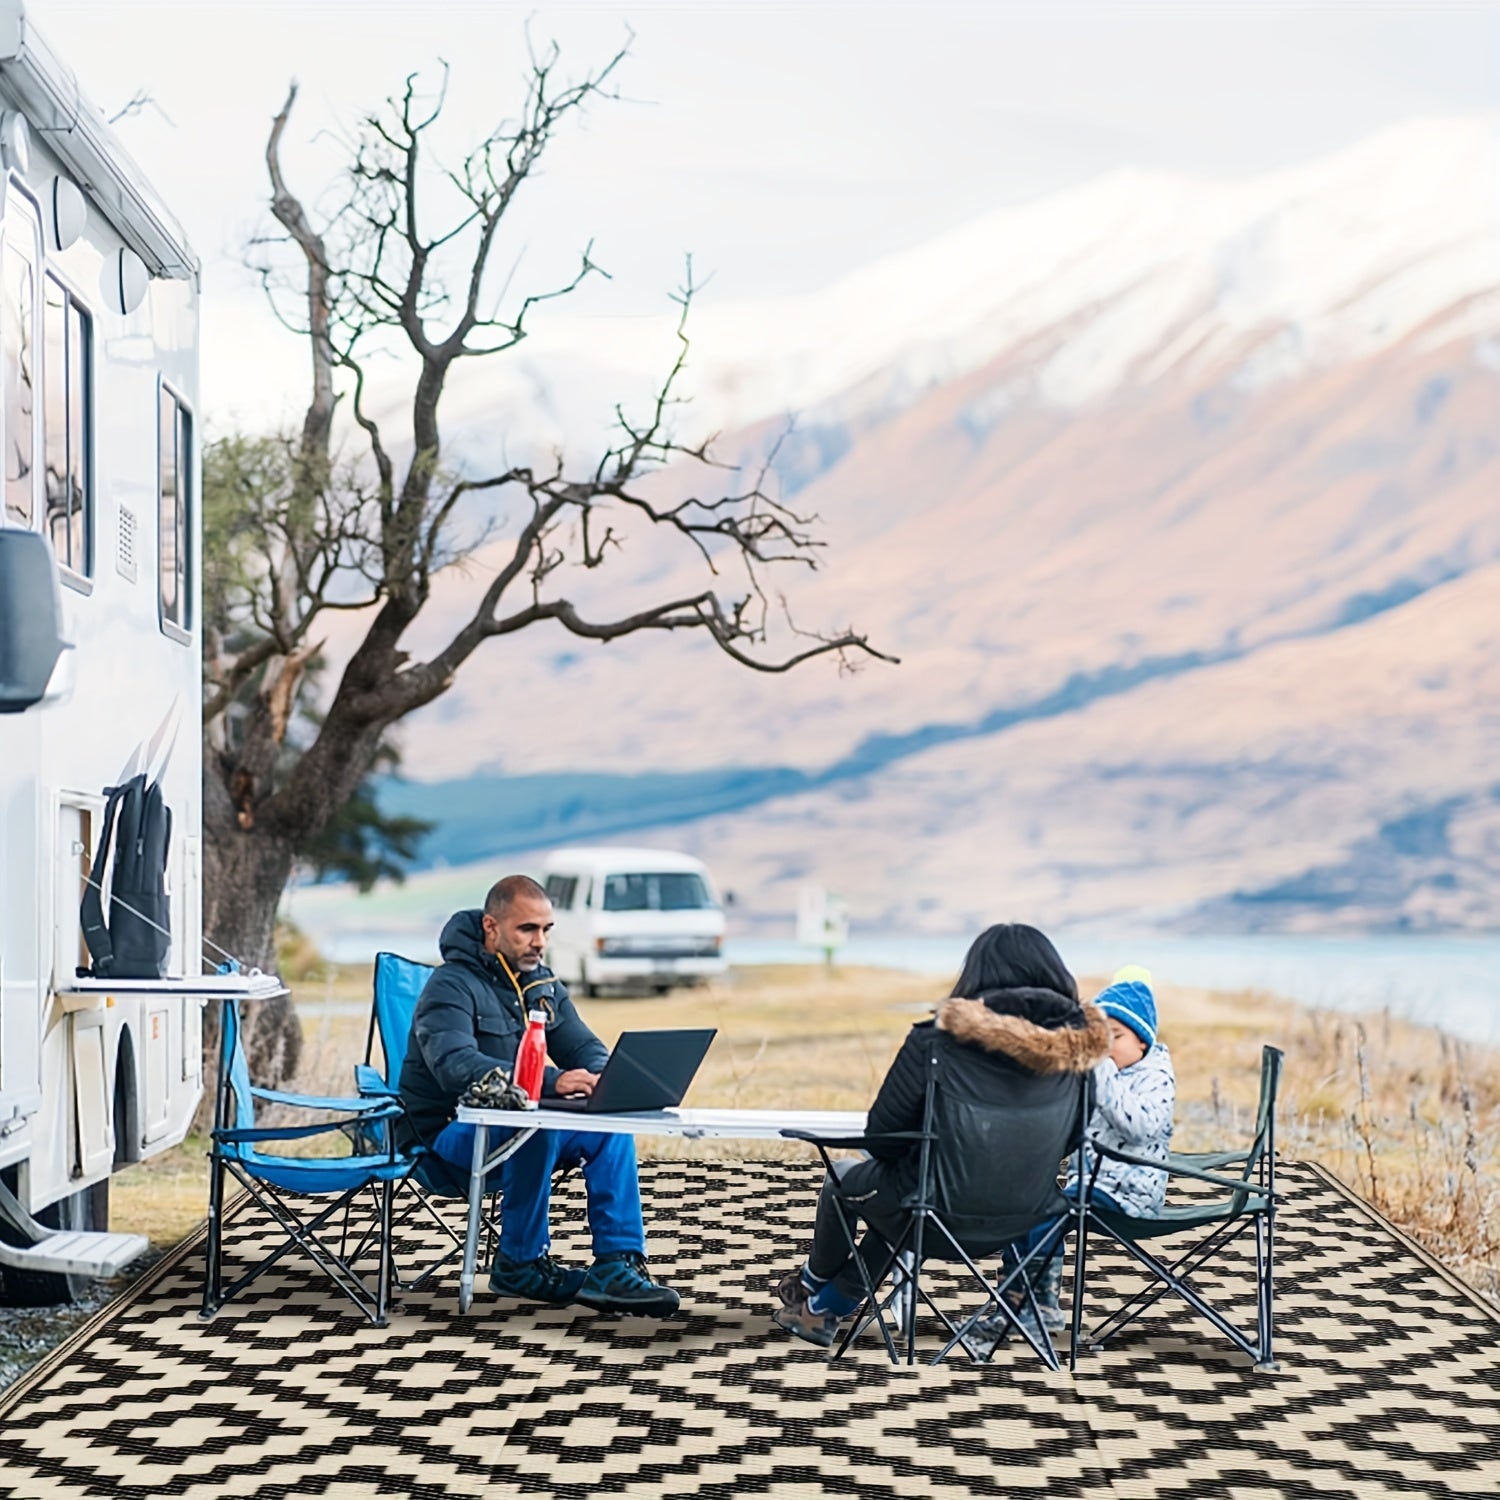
[806, 1158, 910, 1302]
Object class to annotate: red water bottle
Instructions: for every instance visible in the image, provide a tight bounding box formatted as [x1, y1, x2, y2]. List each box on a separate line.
[514, 1009, 547, 1106]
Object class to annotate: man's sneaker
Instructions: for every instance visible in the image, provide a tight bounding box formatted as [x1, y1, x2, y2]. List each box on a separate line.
[488, 1252, 586, 1305]
[772, 1290, 842, 1349]
[575, 1252, 680, 1317]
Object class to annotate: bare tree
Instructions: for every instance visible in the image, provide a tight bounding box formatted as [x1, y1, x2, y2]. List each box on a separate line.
[204, 45, 892, 1087]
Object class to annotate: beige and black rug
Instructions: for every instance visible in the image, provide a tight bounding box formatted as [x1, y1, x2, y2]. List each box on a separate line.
[0, 1161, 1494, 1498]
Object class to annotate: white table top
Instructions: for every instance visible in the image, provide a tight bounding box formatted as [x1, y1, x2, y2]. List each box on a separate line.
[454, 1104, 868, 1141]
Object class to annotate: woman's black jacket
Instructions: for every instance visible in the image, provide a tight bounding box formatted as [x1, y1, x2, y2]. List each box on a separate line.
[862, 985, 1110, 1238]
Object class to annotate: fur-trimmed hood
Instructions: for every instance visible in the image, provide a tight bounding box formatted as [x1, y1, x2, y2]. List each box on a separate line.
[937, 990, 1110, 1075]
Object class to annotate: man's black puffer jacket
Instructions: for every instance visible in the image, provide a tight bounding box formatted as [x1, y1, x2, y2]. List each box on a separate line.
[398, 909, 609, 1146]
[862, 985, 1110, 1239]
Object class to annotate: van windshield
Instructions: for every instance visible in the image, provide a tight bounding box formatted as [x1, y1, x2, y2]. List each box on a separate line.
[601, 872, 716, 912]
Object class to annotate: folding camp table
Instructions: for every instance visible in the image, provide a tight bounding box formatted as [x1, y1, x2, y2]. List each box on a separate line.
[451, 1105, 867, 1312]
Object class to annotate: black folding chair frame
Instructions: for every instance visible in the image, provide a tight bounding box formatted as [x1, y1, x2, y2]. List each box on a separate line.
[786, 1052, 1092, 1370]
[1075, 1044, 1283, 1373]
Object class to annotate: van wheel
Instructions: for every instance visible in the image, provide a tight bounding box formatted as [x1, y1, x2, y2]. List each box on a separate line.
[0, 1180, 108, 1307]
[576, 961, 597, 999]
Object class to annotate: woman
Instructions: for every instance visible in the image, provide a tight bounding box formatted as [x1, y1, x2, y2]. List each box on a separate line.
[773, 922, 1108, 1348]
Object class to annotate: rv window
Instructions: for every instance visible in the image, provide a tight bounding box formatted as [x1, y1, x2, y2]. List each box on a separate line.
[43, 276, 91, 576]
[158, 386, 192, 635]
[543, 875, 578, 910]
[2, 224, 35, 527]
[601, 872, 715, 912]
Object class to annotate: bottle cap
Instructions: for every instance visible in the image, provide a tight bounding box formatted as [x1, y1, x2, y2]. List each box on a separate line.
[527, 1008, 547, 1023]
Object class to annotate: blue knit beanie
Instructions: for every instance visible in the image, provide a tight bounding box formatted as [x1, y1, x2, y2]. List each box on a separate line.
[1094, 979, 1157, 1049]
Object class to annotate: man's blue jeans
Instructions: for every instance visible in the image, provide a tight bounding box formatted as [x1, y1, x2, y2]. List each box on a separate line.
[431, 1121, 645, 1264]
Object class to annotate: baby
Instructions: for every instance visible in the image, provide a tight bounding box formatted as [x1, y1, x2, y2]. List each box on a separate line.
[979, 971, 1175, 1349]
[1080, 973, 1176, 1219]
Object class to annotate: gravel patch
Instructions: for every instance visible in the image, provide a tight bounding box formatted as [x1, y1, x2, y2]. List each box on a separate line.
[0, 1248, 169, 1397]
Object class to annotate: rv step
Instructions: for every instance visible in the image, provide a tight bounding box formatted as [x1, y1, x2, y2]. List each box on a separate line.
[0, 1230, 148, 1278]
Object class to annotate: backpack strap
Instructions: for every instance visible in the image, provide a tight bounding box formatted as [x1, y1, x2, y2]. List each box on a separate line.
[80, 782, 127, 977]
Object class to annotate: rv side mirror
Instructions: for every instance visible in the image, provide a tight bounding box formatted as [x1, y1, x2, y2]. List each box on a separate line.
[0, 529, 66, 713]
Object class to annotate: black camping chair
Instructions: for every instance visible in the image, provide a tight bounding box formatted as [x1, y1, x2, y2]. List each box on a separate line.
[784, 1045, 1094, 1369]
[1074, 1044, 1283, 1372]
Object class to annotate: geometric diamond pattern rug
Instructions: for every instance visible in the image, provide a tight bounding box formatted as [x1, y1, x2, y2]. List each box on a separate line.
[0, 1161, 1494, 1499]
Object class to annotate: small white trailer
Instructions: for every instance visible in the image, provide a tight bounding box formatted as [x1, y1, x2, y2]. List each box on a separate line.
[0, 2, 270, 1304]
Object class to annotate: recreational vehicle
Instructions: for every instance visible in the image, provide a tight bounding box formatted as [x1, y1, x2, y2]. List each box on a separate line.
[540, 847, 728, 995]
[0, 4, 275, 1306]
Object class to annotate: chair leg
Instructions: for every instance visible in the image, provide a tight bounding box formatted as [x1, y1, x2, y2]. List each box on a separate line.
[375, 1176, 395, 1327]
[1068, 1201, 1089, 1371]
[1253, 1207, 1278, 1373]
[834, 1223, 906, 1365]
[905, 1213, 925, 1365]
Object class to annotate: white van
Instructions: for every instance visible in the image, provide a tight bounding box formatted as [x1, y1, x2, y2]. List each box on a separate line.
[540, 847, 727, 995]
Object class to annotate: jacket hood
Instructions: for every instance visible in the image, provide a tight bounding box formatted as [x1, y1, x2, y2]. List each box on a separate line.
[936, 989, 1110, 1075]
[439, 909, 489, 967]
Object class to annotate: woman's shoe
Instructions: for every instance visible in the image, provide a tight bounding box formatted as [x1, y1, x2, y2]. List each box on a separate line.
[774, 1270, 806, 1307]
[772, 1290, 841, 1348]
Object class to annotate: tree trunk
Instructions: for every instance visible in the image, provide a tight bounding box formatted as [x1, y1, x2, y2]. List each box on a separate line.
[198, 789, 302, 1127]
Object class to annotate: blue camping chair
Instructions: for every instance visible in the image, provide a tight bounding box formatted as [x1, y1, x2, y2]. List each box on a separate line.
[201, 995, 414, 1326]
[355, 952, 504, 1288]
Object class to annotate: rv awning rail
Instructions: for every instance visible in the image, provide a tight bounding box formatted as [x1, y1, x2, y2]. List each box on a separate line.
[0, 1, 198, 280]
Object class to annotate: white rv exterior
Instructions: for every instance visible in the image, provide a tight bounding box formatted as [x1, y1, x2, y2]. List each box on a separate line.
[0, 3, 218, 1278]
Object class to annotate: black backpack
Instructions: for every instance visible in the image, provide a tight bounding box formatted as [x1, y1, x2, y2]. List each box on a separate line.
[80, 774, 173, 979]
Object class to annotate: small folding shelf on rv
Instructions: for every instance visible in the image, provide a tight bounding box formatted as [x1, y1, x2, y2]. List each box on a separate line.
[55, 971, 290, 1008]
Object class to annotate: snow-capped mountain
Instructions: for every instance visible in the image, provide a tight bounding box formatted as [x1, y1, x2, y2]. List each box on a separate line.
[437, 114, 1500, 453]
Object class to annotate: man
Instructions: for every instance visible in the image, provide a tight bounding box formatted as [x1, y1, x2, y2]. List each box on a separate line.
[399, 874, 679, 1316]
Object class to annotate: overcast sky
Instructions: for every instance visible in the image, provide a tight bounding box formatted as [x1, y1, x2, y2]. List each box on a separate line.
[32, 0, 1500, 424]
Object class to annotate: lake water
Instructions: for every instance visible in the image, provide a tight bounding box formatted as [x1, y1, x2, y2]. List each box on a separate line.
[309, 923, 1500, 1045]
[728, 933, 1500, 1044]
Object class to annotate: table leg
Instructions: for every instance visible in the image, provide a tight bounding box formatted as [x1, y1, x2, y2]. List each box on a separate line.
[460, 1120, 488, 1314]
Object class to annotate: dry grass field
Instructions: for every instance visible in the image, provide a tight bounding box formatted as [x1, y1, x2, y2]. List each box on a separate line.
[112, 962, 1500, 1305]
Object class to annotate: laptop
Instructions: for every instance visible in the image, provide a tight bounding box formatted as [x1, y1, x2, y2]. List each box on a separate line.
[547, 1028, 716, 1113]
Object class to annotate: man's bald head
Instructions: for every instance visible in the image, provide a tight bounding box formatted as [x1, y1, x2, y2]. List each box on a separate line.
[482, 875, 553, 971]
[485, 874, 548, 919]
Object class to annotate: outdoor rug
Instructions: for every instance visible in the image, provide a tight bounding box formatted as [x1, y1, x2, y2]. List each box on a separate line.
[0, 1160, 1494, 1499]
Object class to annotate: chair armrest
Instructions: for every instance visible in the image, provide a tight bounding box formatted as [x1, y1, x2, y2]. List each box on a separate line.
[354, 1064, 400, 1099]
[250, 1085, 398, 1113]
[1090, 1137, 1274, 1197]
[780, 1128, 929, 1150]
[214, 1105, 403, 1146]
